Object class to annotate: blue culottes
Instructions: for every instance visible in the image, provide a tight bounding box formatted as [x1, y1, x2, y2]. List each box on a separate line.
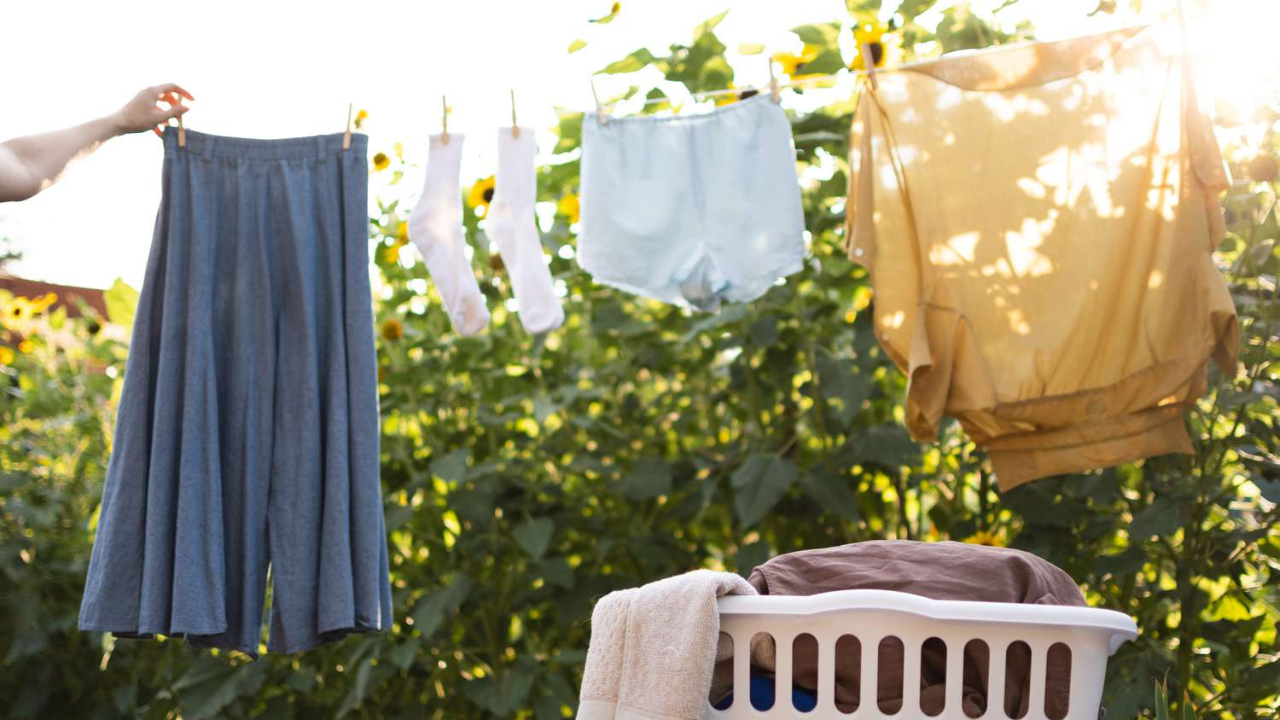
[79, 128, 392, 655]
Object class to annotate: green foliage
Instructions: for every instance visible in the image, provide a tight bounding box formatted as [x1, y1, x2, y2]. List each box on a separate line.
[1, 5, 1278, 720]
[103, 278, 139, 332]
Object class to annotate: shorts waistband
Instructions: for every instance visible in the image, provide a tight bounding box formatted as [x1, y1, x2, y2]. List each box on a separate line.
[587, 91, 778, 129]
[163, 127, 367, 161]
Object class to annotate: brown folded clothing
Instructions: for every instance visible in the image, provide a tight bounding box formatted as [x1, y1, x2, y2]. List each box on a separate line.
[745, 540, 1086, 717]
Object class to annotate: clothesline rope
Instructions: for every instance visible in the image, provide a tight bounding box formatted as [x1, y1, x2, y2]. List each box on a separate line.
[604, 68, 870, 111]
[597, 19, 1162, 112]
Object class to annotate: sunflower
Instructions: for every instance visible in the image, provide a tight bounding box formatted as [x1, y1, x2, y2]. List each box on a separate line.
[715, 83, 740, 107]
[354, 109, 369, 129]
[1, 296, 35, 330]
[852, 22, 902, 72]
[18, 339, 34, 354]
[381, 318, 404, 341]
[557, 192, 581, 224]
[0, 345, 13, 365]
[372, 152, 390, 172]
[773, 43, 821, 79]
[396, 220, 410, 246]
[715, 83, 760, 107]
[962, 529, 1005, 547]
[467, 175, 497, 218]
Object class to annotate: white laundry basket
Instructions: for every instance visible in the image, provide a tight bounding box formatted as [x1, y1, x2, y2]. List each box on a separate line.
[711, 589, 1137, 720]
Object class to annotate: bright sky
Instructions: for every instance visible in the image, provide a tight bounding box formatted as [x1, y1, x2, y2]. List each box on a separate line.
[0, 0, 1271, 290]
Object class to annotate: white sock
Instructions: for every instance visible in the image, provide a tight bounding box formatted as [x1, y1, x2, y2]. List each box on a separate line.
[486, 128, 565, 334]
[408, 133, 490, 336]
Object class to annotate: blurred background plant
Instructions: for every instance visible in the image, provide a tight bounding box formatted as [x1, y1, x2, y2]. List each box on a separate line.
[1, 1, 1277, 718]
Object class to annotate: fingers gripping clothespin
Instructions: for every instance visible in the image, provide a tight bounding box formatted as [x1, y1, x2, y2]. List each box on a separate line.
[441, 95, 450, 145]
[343, 102, 353, 150]
[511, 89, 520, 138]
[590, 78, 608, 126]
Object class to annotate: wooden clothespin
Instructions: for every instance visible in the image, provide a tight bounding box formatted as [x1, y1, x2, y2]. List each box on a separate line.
[441, 95, 450, 145]
[176, 95, 186, 147]
[767, 56, 780, 103]
[510, 89, 520, 138]
[590, 78, 607, 126]
[343, 102, 353, 150]
[859, 41, 880, 90]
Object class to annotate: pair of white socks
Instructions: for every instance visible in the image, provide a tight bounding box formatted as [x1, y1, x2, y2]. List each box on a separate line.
[407, 130, 564, 336]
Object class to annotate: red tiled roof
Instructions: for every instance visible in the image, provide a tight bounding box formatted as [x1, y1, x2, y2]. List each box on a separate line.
[0, 275, 108, 318]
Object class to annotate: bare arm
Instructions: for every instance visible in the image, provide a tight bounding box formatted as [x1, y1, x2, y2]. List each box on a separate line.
[0, 84, 193, 203]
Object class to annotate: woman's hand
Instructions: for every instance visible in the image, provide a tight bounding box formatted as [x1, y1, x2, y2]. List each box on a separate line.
[111, 84, 195, 137]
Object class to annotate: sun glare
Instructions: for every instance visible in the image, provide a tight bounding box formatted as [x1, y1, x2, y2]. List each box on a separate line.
[1195, 0, 1280, 119]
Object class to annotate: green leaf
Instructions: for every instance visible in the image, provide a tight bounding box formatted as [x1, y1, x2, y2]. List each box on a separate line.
[431, 448, 469, 483]
[567, 39, 587, 54]
[791, 22, 842, 47]
[815, 347, 868, 425]
[846, 0, 882, 18]
[736, 539, 771, 577]
[590, 3, 621, 24]
[1180, 694, 1196, 720]
[619, 457, 672, 500]
[175, 659, 267, 720]
[800, 468, 860, 521]
[802, 48, 846, 76]
[411, 574, 472, 638]
[462, 662, 538, 715]
[1154, 680, 1170, 720]
[845, 426, 920, 468]
[737, 43, 766, 55]
[535, 557, 576, 589]
[535, 696, 565, 720]
[682, 304, 748, 343]
[1243, 660, 1280, 693]
[599, 49, 657, 74]
[897, 0, 939, 21]
[103, 277, 139, 332]
[533, 394, 559, 424]
[1129, 497, 1187, 541]
[694, 10, 729, 40]
[388, 642, 417, 671]
[514, 517, 556, 559]
[730, 454, 798, 527]
[552, 108, 584, 154]
[1092, 547, 1145, 578]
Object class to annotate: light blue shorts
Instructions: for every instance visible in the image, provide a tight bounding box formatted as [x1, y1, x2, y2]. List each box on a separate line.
[579, 94, 806, 311]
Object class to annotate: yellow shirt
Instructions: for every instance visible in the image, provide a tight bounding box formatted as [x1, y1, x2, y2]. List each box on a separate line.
[845, 24, 1238, 490]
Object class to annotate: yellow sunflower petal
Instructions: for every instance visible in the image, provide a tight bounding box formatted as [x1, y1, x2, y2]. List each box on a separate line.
[467, 176, 497, 213]
[851, 23, 899, 71]
[557, 192, 581, 224]
[962, 530, 1005, 547]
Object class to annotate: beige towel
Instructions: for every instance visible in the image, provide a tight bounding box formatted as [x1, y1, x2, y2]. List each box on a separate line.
[578, 570, 757, 720]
